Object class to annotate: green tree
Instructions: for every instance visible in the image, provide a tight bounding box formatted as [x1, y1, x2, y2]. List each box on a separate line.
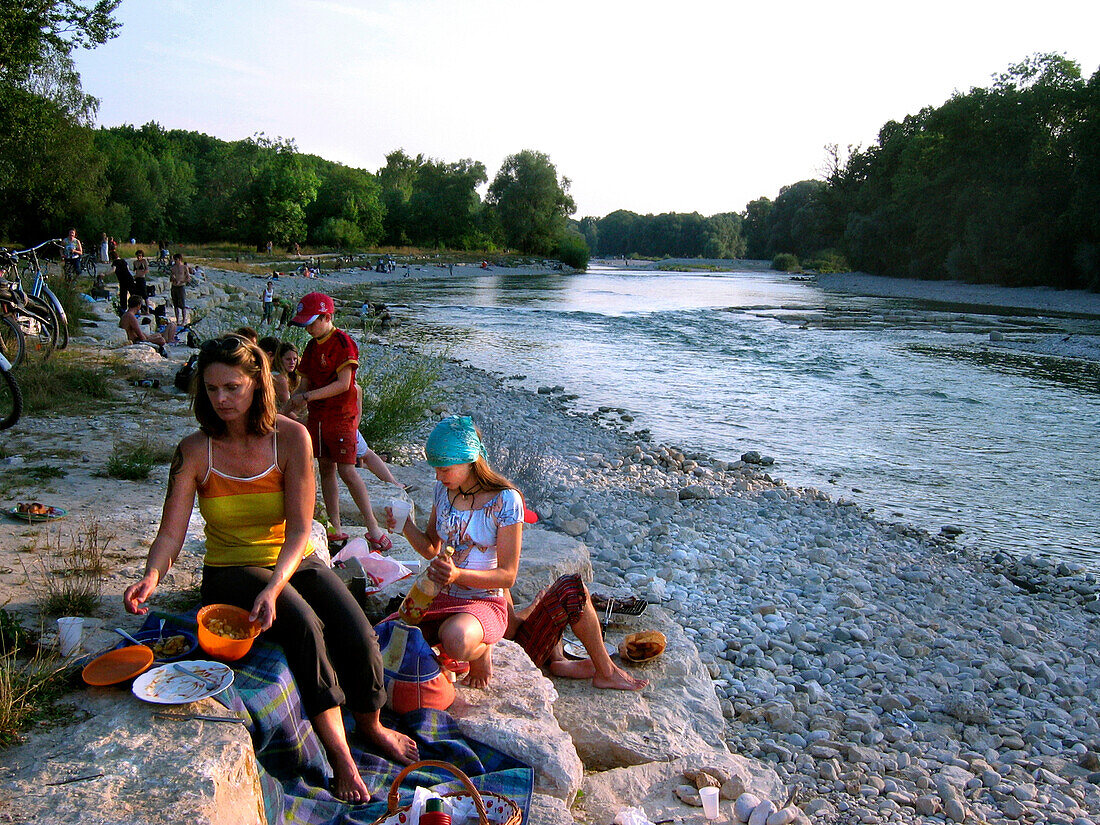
[244, 136, 319, 246]
[408, 158, 487, 248]
[487, 150, 576, 255]
[308, 162, 384, 248]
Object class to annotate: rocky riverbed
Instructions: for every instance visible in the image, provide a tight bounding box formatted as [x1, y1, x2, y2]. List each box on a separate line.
[6, 266, 1099, 824]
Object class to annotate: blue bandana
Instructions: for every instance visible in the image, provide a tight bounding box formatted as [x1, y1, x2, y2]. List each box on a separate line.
[426, 415, 486, 467]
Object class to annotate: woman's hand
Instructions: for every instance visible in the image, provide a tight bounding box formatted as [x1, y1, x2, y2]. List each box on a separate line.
[427, 550, 459, 587]
[123, 573, 158, 615]
[250, 586, 279, 631]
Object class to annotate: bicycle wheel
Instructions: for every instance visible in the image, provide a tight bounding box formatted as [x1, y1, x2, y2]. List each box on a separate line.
[18, 296, 58, 359]
[41, 287, 69, 350]
[0, 362, 22, 430]
[0, 314, 25, 368]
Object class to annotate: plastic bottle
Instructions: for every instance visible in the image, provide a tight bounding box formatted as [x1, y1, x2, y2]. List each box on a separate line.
[398, 545, 453, 625]
[418, 797, 451, 825]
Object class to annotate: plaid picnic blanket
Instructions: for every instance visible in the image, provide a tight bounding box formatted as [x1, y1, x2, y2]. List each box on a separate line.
[142, 611, 533, 825]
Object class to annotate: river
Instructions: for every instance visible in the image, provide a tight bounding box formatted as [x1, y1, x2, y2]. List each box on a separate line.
[357, 264, 1100, 568]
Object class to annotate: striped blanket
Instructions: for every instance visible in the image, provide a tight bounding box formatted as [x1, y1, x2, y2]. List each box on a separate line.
[142, 612, 532, 825]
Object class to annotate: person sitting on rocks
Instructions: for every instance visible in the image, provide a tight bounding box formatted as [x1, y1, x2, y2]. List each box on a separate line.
[506, 574, 647, 691]
[387, 415, 521, 689]
[119, 295, 176, 347]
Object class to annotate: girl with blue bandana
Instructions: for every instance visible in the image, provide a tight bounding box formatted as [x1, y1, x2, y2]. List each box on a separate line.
[388, 415, 523, 688]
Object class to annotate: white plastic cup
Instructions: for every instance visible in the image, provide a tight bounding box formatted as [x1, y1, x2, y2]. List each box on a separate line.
[57, 617, 84, 656]
[388, 498, 413, 533]
[700, 786, 720, 820]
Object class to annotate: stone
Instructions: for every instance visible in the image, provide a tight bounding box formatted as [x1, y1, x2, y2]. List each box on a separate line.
[576, 756, 781, 825]
[748, 799, 777, 825]
[943, 692, 991, 725]
[674, 784, 702, 805]
[915, 795, 940, 816]
[767, 807, 798, 825]
[559, 518, 590, 537]
[551, 607, 728, 770]
[735, 793, 764, 823]
[528, 792, 575, 825]
[0, 690, 263, 825]
[448, 641, 583, 801]
[510, 527, 594, 605]
[679, 485, 710, 500]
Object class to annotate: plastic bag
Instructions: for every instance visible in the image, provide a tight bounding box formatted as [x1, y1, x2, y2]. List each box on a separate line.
[614, 807, 656, 825]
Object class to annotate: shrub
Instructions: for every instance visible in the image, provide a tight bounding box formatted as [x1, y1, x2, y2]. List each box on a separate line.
[105, 437, 174, 480]
[556, 232, 590, 270]
[25, 520, 112, 617]
[358, 348, 446, 452]
[805, 249, 850, 273]
[48, 279, 93, 338]
[772, 252, 801, 272]
[315, 218, 365, 249]
[0, 648, 69, 748]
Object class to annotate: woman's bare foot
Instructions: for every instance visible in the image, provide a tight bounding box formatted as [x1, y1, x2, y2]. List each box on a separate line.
[355, 714, 419, 765]
[592, 664, 648, 691]
[548, 656, 597, 679]
[463, 650, 492, 689]
[330, 755, 371, 803]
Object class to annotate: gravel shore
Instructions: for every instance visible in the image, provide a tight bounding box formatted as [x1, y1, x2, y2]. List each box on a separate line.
[46, 264, 1100, 823]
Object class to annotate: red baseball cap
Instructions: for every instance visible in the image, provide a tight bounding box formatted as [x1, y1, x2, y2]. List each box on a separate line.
[290, 292, 334, 326]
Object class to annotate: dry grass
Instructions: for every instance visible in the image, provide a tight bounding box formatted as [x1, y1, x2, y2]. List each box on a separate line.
[0, 648, 68, 748]
[23, 520, 113, 616]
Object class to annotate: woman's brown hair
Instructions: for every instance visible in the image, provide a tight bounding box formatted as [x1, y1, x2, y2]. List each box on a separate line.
[192, 335, 277, 436]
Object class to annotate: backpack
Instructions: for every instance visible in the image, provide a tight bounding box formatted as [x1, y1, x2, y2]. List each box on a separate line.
[374, 620, 455, 714]
[174, 353, 198, 392]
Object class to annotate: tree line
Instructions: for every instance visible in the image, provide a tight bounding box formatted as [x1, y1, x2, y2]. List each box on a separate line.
[0, 3, 581, 263]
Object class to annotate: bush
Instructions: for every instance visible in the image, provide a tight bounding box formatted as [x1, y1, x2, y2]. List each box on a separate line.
[772, 252, 801, 272]
[314, 218, 365, 249]
[358, 348, 446, 452]
[804, 249, 850, 273]
[0, 648, 68, 748]
[105, 437, 174, 480]
[24, 520, 112, 617]
[556, 232, 590, 270]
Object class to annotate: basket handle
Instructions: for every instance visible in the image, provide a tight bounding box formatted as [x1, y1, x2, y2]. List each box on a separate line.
[385, 759, 490, 824]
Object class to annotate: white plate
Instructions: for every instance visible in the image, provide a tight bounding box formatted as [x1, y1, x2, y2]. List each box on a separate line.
[131, 660, 234, 704]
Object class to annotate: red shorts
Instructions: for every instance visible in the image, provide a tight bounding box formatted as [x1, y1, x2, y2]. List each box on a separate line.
[307, 416, 357, 464]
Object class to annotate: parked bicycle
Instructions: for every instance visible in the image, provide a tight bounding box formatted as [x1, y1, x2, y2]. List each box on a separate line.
[0, 247, 62, 362]
[0, 347, 21, 430]
[16, 239, 69, 350]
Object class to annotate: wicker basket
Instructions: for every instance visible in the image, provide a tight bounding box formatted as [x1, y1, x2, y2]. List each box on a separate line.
[369, 760, 522, 825]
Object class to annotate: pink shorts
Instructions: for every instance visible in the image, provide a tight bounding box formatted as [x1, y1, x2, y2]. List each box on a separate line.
[307, 416, 357, 465]
[387, 594, 508, 645]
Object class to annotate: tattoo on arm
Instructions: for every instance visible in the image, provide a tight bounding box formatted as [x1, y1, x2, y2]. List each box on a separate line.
[166, 446, 184, 498]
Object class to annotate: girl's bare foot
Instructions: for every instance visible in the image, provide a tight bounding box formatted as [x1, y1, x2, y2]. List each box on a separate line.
[463, 650, 492, 689]
[548, 656, 597, 679]
[330, 755, 371, 803]
[592, 664, 648, 691]
[356, 714, 419, 765]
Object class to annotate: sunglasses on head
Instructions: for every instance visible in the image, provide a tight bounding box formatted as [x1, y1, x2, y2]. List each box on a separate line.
[200, 335, 248, 355]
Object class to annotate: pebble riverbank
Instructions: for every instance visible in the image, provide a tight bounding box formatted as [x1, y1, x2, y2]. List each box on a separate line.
[383, 340, 1100, 824]
[164, 268, 1100, 822]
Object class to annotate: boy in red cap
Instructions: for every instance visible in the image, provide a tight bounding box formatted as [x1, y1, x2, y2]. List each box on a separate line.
[287, 292, 391, 551]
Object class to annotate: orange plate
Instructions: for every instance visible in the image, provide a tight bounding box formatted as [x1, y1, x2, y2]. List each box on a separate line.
[82, 645, 155, 686]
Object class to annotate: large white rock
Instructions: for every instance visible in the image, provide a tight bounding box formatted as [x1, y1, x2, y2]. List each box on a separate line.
[529, 792, 579, 825]
[0, 689, 263, 825]
[512, 528, 593, 604]
[575, 752, 785, 825]
[447, 640, 584, 803]
[550, 606, 729, 770]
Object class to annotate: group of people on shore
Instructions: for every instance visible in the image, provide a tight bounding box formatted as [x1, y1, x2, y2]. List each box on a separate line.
[122, 291, 644, 803]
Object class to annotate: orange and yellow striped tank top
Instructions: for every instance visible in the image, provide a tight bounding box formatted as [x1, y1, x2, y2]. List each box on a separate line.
[197, 431, 313, 567]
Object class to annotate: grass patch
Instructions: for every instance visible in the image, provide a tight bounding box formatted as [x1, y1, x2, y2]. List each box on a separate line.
[18, 351, 114, 414]
[24, 520, 112, 617]
[0, 464, 68, 498]
[105, 437, 174, 480]
[0, 648, 69, 748]
[358, 348, 446, 453]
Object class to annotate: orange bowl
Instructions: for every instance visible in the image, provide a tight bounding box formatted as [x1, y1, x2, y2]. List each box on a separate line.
[196, 603, 260, 662]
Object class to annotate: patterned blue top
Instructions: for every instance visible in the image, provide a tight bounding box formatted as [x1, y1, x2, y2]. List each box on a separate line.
[432, 481, 523, 600]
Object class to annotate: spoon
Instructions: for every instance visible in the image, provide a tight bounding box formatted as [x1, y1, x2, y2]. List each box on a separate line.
[158, 618, 165, 641]
[113, 627, 143, 646]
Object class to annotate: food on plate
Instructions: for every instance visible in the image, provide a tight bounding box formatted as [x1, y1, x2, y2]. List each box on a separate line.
[17, 502, 52, 516]
[151, 634, 190, 658]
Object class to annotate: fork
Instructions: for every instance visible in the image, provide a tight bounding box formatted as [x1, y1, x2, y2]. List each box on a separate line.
[170, 662, 221, 691]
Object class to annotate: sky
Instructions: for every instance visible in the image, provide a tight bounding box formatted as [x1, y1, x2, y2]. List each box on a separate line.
[73, 0, 1100, 219]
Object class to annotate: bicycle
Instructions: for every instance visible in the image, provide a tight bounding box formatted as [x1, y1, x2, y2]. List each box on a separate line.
[80, 252, 100, 280]
[16, 239, 69, 350]
[0, 248, 59, 361]
[0, 347, 21, 430]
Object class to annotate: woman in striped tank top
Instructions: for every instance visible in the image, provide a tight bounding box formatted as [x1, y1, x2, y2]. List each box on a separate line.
[124, 334, 417, 803]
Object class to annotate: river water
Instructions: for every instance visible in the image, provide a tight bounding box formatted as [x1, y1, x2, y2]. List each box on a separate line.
[360, 265, 1100, 568]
